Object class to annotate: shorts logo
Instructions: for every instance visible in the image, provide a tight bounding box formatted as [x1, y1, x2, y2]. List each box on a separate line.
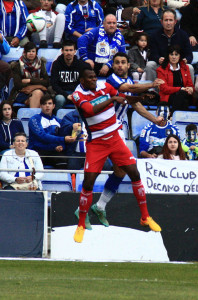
[73, 92, 80, 102]
[85, 162, 89, 169]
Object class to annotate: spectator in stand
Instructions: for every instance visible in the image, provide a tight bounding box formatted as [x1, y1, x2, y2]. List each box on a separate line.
[0, 31, 11, 93]
[139, 102, 180, 158]
[131, 0, 165, 36]
[65, 0, 104, 42]
[180, 0, 198, 51]
[145, 9, 194, 84]
[50, 40, 91, 112]
[128, 31, 149, 81]
[0, 100, 24, 154]
[158, 134, 186, 160]
[0, 132, 44, 190]
[28, 94, 76, 168]
[0, 0, 29, 47]
[157, 45, 194, 113]
[8, 42, 49, 108]
[182, 124, 198, 160]
[78, 14, 126, 76]
[29, 0, 65, 48]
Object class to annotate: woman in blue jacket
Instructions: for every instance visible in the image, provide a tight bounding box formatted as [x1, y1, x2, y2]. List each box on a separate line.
[0, 100, 24, 154]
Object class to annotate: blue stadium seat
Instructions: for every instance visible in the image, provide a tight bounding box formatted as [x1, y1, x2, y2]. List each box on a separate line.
[56, 108, 75, 119]
[17, 108, 41, 137]
[37, 48, 61, 75]
[76, 173, 108, 192]
[41, 172, 73, 192]
[172, 111, 198, 140]
[126, 140, 138, 158]
[131, 110, 156, 140]
[1, 47, 23, 63]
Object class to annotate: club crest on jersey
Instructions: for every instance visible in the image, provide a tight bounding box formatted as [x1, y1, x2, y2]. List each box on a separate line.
[90, 95, 109, 106]
[73, 92, 80, 102]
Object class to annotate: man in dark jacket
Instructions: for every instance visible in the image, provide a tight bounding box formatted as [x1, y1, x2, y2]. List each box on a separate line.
[180, 0, 198, 51]
[145, 9, 194, 83]
[50, 40, 91, 112]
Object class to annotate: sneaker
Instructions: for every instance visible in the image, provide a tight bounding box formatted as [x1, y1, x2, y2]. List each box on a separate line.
[39, 40, 48, 48]
[91, 204, 109, 227]
[74, 226, 85, 243]
[74, 208, 92, 230]
[140, 216, 161, 232]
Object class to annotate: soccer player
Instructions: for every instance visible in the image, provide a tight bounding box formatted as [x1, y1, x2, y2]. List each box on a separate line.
[72, 68, 162, 243]
[80, 52, 164, 229]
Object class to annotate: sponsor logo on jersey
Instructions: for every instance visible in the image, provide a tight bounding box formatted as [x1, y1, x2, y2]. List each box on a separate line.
[73, 92, 80, 102]
[90, 95, 109, 106]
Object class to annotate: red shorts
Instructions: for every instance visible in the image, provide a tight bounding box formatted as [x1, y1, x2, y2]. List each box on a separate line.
[84, 131, 136, 173]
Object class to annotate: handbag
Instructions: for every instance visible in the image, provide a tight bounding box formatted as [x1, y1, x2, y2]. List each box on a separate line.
[9, 157, 38, 191]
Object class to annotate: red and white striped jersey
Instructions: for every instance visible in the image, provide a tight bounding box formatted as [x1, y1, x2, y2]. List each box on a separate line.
[72, 81, 122, 141]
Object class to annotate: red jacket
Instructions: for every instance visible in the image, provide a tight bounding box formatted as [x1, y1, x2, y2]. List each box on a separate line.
[156, 61, 194, 102]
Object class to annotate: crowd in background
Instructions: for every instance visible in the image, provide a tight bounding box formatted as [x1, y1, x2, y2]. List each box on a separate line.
[0, 0, 198, 189]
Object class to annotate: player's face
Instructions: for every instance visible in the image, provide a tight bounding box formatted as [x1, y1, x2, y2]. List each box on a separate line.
[187, 130, 197, 142]
[25, 48, 37, 61]
[169, 51, 180, 65]
[62, 46, 76, 62]
[113, 56, 130, 78]
[41, 99, 55, 116]
[161, 12, 176, 32]
[167, 137, 179, 155]
[103, 15, 117, 35]
[2, 104, 12, 120]
[40, 0, 53, 10]
[81, 70, 97, 90]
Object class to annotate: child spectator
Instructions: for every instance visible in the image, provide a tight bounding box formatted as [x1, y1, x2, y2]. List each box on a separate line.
[8, 42, 49, 108]
[29, 0, 65, 48]
[157, 134, 186, 160]
[128, 31, 149, 81]
[182, 124, 198, 160]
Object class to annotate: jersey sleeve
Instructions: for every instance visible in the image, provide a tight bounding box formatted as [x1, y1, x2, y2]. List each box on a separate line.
[105, 82, 119, 97]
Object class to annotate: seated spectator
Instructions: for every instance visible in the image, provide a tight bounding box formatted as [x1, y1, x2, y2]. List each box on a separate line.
[182, 124, 198, 160]
[30, 0, 65, 48]
[157, 134, 186, 160]
[50, 40, 91, 112]
[77, 14, 126, 76]
[59, 109, 112, 170]
[28, 94, 76, 168]
[131, 0, 165, 36]
[8, 42, 49, 108]
[157, 45, 194, 113]
[145, 9, 194, 84]
[180, 0, 198, 51]
[128, 31, 149, 81]
[0, 30, 11, 93]
[139, 102, 180, 158]
[0, 100, 24, 154]
[0, 0, 29, 47]
[0, 132, 44, 190]
[65, 0, 104, 42]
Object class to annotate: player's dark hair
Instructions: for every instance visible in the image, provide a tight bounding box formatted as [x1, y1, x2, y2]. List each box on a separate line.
[62, 40, 76, 50]
[113, 52, 129, 63]
[157, 101, 169, 108]
[40, 93, 55, 105]
[185, 124, 197, 133]
[79, 67, 94, 79]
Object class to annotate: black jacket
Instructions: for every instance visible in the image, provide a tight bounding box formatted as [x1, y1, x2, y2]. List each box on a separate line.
[50, 55, 90, 99]
[180, 0, 198, 40]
